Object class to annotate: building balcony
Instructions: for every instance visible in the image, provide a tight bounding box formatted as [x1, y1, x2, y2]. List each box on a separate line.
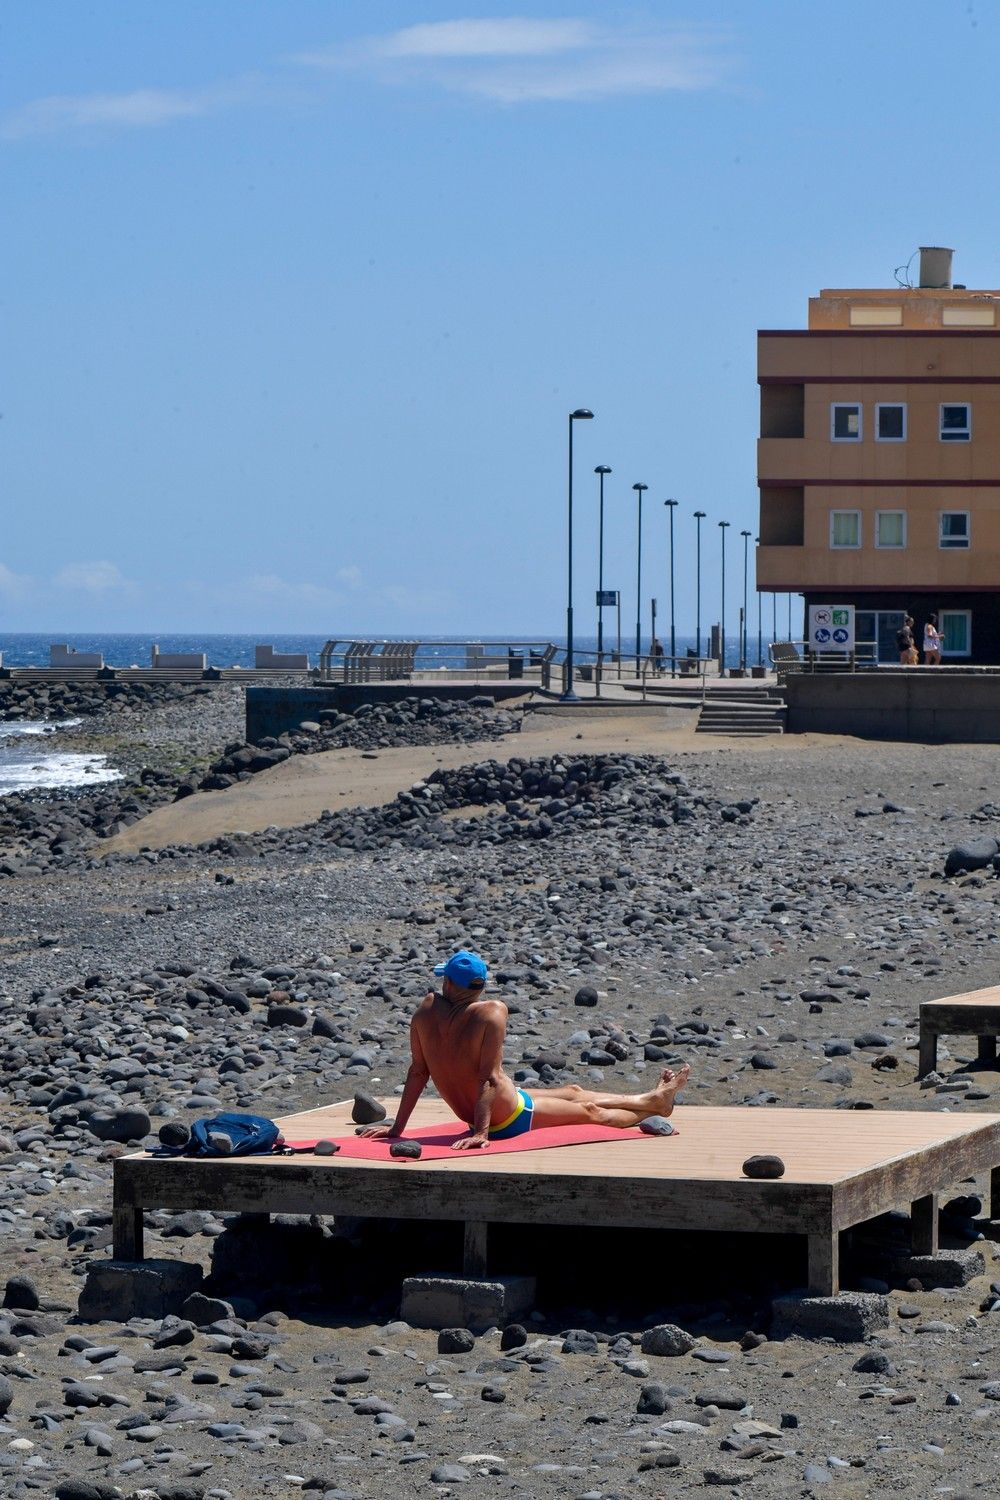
[756, 542, 1000, 593]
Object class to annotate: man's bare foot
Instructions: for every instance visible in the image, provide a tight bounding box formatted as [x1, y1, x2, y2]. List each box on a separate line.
[647, 1064, 691, 1118]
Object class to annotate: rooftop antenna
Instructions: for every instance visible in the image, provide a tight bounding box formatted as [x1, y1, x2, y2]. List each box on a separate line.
[893, 249, 917, 289]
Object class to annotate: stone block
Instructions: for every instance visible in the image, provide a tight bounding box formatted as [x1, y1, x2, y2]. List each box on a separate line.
[770, 1291, 889, 1342]
[893, 1246, 986, 1289]
[78, 1259, 203, 1322]
[401, 1273, 535, 1333]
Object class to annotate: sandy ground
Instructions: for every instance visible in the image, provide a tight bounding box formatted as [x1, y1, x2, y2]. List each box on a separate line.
[104, 710, 859, 853]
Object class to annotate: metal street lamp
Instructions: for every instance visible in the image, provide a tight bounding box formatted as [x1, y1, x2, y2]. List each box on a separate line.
[632, 483, 648, 677]
[563, 408, 594, 701]
[664, 499, 678, 678]
[694, 510, 707, 658]
[740, 529, 751, 671]
[755, 537, 762, 668]
[718, 520, 730, 675]
[594, 466, 612, 674]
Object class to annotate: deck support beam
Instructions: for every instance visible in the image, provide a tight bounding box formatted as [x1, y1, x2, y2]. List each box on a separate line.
[463, 1221, 489, 1277]
[992, 1166, 1000, 1222]
[978, 1035, 997, 1068]
[807, 1229, 839, 1297]
[113, 1192, 144, 1262]
[911, 1192, 939, 1256]
[918, 1029, 938, 1079]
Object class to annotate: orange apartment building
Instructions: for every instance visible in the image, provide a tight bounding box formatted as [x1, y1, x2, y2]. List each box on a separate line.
[756, 248, 1000, 663]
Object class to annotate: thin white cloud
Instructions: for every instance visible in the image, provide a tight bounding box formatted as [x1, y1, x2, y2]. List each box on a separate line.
[53, 560, 135, 594]
[335, 565, 363, 589]
[3, 16, 734, 140]
[2, 74, 274, 141]
[297, 17, 734, 103]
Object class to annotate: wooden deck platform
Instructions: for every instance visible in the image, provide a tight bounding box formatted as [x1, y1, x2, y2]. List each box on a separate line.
[919, 985, 1000, 1077]
[113, 1100, 1000, 1297]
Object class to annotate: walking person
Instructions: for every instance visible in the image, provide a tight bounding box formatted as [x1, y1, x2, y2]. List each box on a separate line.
[923, 613, 942, 665]
[896, 615, 915, 665]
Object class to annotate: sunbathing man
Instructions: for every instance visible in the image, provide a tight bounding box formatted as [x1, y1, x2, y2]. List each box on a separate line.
[360, 950, 690, 1151]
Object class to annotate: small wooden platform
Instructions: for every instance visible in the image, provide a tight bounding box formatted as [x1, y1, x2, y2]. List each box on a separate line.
[919, 985, 1000, 1077]
[113, 1101, 1000, 1297]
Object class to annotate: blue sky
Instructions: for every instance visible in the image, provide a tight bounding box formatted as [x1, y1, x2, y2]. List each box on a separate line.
[5, 1, 997, 635]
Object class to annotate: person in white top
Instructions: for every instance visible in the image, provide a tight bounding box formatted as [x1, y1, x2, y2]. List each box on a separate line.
[923, 613, 942, 665]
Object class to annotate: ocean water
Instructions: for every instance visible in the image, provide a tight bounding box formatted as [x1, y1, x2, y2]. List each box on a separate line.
[0, 720, 122, 795]
[0, 630, 777, 673]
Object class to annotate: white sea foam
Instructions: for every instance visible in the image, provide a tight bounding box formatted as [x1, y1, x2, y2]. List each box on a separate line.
[0, 719, 120, 792]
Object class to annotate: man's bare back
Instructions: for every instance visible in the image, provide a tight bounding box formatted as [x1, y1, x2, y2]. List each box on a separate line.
[361, 951, 691, 1151]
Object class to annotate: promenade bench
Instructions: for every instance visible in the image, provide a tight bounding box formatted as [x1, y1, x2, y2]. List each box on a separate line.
[919, 985, 1000, 1078]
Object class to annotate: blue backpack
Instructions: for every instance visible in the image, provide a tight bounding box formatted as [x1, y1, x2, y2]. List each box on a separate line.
[187, 1112, 281, 1157]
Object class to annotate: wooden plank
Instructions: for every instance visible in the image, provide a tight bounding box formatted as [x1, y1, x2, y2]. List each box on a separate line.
[833, 1118, 1000, 1230]
[463, 1221, 489, 1277]
[918, 1027, 938, 1079]
[807, 1229, 839, 1296]
[911, 1193, 939, 1256]
[922, 985, 1000, 1009]
[921, 1003, 1000, 1036]
[114, 1155, 834, 1235]
[112, 1176, 144, 1261]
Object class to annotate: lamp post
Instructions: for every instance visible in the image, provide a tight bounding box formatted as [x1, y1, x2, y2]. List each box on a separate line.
[718, 520, 730, 675]
[772, 592, 777, 656]
[740, 529, 751, 671]
[562, 408, 594, 702]
[632, 483, 648, 676]
[664, 499, 678, 677]
[594, 465, 612, 674]
[694, 510, 706, 658]
[755, 535, 762, 668]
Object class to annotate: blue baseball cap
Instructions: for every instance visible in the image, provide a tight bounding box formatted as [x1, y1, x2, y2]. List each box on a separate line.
[434, 950, 488, 988]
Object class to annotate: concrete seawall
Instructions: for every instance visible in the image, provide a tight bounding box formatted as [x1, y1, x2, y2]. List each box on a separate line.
[786, 670, 1000, 741]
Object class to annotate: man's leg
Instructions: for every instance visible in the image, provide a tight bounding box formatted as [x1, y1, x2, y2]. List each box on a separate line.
[528, 1066, 690, 1130]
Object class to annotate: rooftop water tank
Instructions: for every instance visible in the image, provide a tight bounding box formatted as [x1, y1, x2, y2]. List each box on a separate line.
[918, 246, 954, 289]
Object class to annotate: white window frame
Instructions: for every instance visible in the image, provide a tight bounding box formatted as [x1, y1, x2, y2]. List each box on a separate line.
[939, 610, 972, 657]
[939, 510, 971, 549]
[875, 403, 907, 442]
[939, 402, 971, 442]
[830, 403, 862, 442]
[829, 509, 862, 549]
[875, 510, 907, 548]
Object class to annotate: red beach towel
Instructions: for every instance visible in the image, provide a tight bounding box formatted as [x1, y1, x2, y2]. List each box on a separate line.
[283, 1120, 673, 1162]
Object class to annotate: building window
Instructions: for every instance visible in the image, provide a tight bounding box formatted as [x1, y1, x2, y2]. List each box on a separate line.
[875, 510, 906, 548]
[940, 403, 971, 441]
[939, 511, 970, 549]
[830, 510, 861, 548]
[875, 403, 906, 442]
[831, 403, 862, 441]
[940, 611, 972, 656]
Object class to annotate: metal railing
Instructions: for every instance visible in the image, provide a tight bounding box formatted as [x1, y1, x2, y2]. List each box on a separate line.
[769, 641, 879, 675]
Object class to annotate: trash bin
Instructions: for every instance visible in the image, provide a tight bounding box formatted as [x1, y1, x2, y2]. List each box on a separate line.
[507, 652, 524, 680]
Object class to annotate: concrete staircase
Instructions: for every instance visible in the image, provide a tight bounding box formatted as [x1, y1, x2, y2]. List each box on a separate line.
[695, 686, 786, 736]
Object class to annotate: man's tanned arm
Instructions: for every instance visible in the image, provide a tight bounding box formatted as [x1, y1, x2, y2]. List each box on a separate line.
[453, 1001, 508, 1151]
[359, 1001, 431, 1139]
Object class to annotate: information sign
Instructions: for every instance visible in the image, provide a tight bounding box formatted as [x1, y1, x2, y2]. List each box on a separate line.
[596, 590, 618, 607]
[808, 604, 855, 651]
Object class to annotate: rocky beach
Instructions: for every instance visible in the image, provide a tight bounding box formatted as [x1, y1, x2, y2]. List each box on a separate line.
[0, 681, 998, 1499]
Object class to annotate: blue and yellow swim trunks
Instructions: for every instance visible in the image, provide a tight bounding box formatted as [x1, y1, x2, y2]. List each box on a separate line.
[489, 1089, 534, 1140]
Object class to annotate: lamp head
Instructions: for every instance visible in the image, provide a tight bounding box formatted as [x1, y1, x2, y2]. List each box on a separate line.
[694, 510, 706, 518]
[570, 408, 594, 420]
[594, 465, 612, 475]
[741, 529, 752, 537]
[632, 482, 648, 493]
[719, 519, 730, 528]
[664, 498, 678, 508]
